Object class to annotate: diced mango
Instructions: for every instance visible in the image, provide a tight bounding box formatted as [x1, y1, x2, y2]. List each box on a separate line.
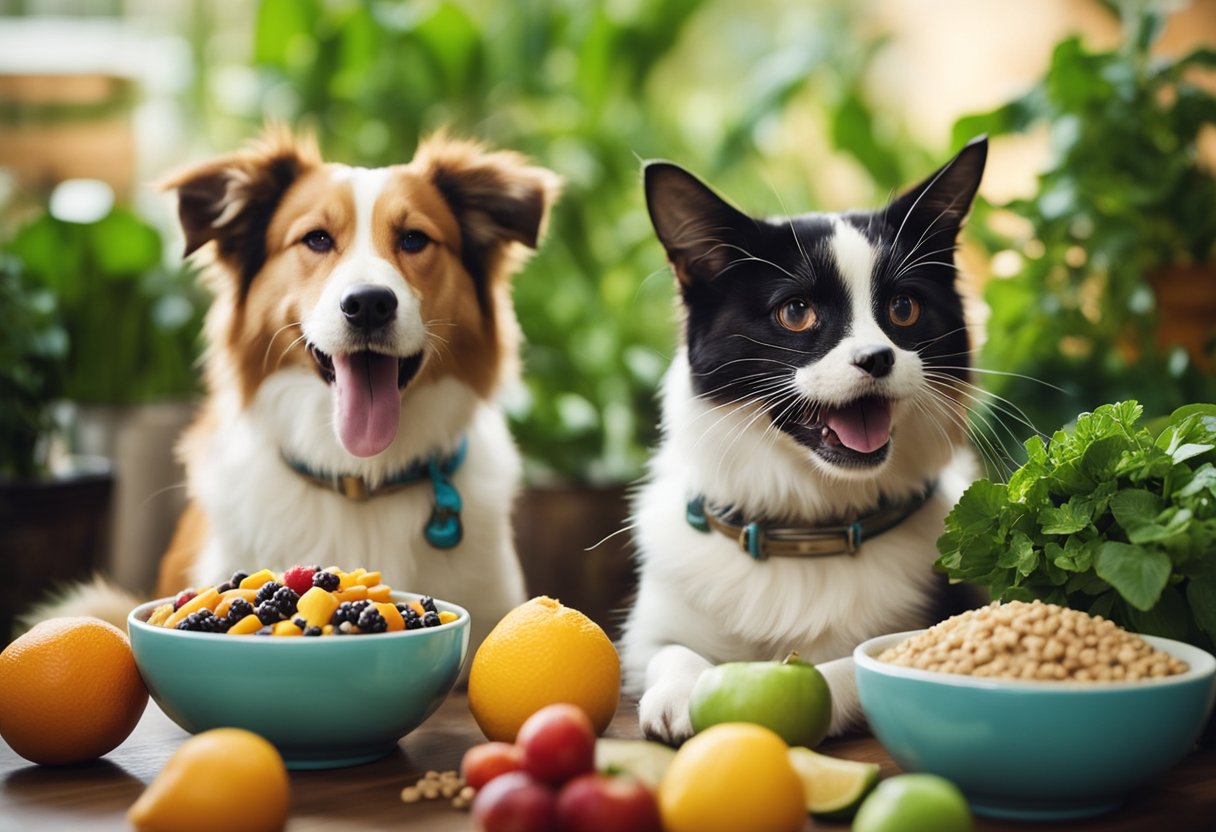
[335, 585, 368, 603]
[338, 568, 367, 590]
[322, 624, 335, 636]
[356, 570, 382, 587]
[147, 603, 175, 627]
[215, 589, 260, 618]
[272, 620, 303, 636]
[374, 602, 404, 632]
[438, 611, 458, 625]
[407, 600, 425, 617]
[227, 614, 264, 635]
[366, 583, 392, 602]
[239, 568, 277, 590]
[297, 586, 339, 628]
[166, 587, 221, 629]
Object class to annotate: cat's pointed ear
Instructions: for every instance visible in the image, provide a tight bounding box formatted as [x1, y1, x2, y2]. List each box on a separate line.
[886, 135, 987, 241]
[645, 161, 753, 285]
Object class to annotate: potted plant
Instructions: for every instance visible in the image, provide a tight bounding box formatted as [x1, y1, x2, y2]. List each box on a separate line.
[0, 253, 113, 644]
[4, 194, 206, 593]
[953, 4, 1216, 459]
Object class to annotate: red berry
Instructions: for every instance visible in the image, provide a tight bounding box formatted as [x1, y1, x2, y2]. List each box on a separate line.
[282, 565, 316, 596]
[173, 591, 196, 611]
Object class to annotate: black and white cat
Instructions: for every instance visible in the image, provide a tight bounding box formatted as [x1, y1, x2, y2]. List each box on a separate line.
[620, 137, 988, 742]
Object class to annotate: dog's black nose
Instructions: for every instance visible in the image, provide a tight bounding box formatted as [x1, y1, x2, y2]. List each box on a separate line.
[340, 284, 397, 332]
[853, 345, 895, 378]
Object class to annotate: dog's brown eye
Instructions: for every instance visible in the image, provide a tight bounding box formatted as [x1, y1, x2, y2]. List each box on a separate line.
[302, 230, 334, 253]
[888, 294, 921, 327]
[777, 299, 816, 332]
[400, 230, 430, 253]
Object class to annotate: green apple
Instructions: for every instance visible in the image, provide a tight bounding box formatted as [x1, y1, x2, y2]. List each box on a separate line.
[852, 773, 972, 832]
[688, 652, 832, 748]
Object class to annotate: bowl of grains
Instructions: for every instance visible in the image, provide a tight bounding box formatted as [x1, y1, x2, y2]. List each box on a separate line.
[854, 600, 1216, 821]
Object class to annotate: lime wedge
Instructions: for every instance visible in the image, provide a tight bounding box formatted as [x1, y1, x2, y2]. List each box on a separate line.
[594, 738, 677, 788]
[788, 746, 880, 820]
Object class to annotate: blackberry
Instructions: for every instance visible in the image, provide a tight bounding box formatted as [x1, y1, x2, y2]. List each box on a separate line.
[331, 601, 364, 627]
[293, 616, 308, 630]
[216, 580, 234, 593]
[255, 581, 283, 606]
[256, 600, 285, 625]
[419, 596, 437, 614]
[230, 570, 249, 587]
[177, 608, 231, 633]
[302, 626, 323, 637]
[357, 606, 388, 634]
[226, 598, 254, 622]
[400, 605, 423, 630]
[272, 586, 300, 617]
[422, 611, 441, 628]
[312, 570, 340, 592]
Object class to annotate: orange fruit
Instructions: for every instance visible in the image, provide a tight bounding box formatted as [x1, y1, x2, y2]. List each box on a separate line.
[658, 722, 806, 832]
[128, 727, 290, 832]
[468, 596, 620, 742]
[0, 616, 148, 765]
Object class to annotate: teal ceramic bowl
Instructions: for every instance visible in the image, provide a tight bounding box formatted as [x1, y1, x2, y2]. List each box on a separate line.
[128, 592, 470, 769]
[855, 630, 1216, 821]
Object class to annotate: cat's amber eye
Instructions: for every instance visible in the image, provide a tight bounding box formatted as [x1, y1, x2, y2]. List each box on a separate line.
[777, 298, 816, 332]
[888, 294, 921, 327]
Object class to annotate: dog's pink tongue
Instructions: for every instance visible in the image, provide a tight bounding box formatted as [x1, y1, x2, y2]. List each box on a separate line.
[823, 398, 891, 454]
[333, 352, 400, 458]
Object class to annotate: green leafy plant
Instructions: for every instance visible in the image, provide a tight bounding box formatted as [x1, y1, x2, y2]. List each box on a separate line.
[5, 205, 204, 406]
[243, 0, 916, 483]
[936, 401, 1216, 652]
[0, 254, 68, 480]
[953, 4, 1216, 456]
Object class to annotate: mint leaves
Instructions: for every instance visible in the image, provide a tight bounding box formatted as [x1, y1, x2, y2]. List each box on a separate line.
[936, 402, 1216, 650]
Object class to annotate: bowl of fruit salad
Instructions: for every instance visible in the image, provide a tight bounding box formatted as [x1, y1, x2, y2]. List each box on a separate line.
[127, 565, 470, 769]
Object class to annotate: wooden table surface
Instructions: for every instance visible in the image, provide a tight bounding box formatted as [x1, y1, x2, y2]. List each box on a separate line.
[1, 693, 1213, 831]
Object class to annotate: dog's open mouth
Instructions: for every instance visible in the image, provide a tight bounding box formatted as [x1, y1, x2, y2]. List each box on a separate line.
[307, 344, 423, 458]
[791, 395, 893, 468]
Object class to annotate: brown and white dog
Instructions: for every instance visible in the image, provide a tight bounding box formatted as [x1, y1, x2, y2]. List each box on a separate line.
[47, 129, 559, 652]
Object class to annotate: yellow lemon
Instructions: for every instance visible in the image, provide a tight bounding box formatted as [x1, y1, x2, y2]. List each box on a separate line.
[658, 722, 805, 832]
[127, 728, 290, 832]
[468, 596, 620, 741]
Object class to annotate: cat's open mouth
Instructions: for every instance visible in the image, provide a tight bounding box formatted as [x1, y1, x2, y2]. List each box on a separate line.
[789, 395, 893, 468]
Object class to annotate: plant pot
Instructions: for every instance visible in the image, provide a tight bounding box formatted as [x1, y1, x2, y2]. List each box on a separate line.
[1150, 263, 1216, 373]
[0, 460, 113, 645]
[68, 400, 196, 593]
[513, 485, 637, 642]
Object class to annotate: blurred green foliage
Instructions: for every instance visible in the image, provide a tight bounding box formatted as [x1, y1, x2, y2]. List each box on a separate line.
[6, 206, 205, 408]
[954, 4, 1216, 466]
[0, 254, 67, 480]
[245, 0, 926, 483]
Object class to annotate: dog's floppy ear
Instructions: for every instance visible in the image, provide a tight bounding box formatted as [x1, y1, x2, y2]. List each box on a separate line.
[644, 162, 753, 285]
[160, 126, 319, 293]
[886, 135, 987, 244]
[419, 136, 561, 290]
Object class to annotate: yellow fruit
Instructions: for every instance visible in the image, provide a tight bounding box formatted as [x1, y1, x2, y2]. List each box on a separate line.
[468, 596, 620, 741]
[297, 586, 339, 627]
[658, 723, 806, 832]
[128, 727, 290, 832]
[0, 617, 148, 765]
[374, 602, 405, 631]
[367, 584, 393, 602]
[238, 568, 277, 590]
[228, 614, 264, 636]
